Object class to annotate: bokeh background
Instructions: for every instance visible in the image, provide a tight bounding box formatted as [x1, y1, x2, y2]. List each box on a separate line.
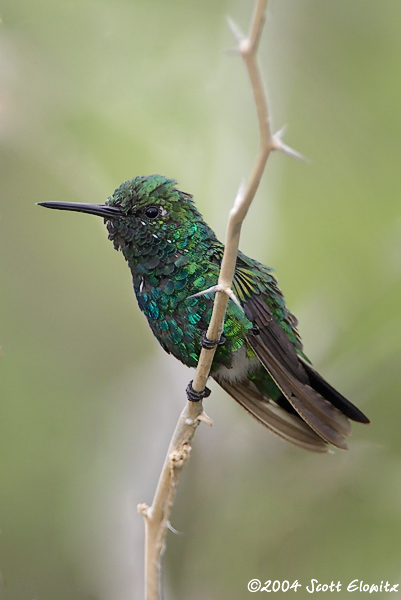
[1, 0, 401, 598]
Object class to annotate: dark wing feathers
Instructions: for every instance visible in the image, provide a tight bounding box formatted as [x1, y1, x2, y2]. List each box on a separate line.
[211, 245, 368, 450]
[216, 377, 329, 453]
[244, 295, 357, 449]
[300, 359, 370, 424]
[245, 300, 305, 381]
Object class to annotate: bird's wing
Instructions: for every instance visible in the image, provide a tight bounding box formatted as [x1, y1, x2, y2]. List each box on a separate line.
[215, 376, 329, 452]
[209, 245, 367, 448]
[243, 293, 352, 449]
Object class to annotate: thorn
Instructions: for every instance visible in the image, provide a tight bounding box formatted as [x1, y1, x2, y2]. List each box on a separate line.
[272, 126, 308, 162]
[277, 141, 308, 162]
[167, 521, 184, 535]
[274, 123, 288, 140]
[226, 16, 245, 44]
[188, 284, 222, 300]
[226, 288, 244, 311]
[137, 503, 150, 517]
[197, 411, 214, 427]
[188, 283, 243, 312]
[224, 46, 241, 56]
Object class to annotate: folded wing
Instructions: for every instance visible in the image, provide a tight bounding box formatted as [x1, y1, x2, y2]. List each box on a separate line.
[241, 294, 368, 449]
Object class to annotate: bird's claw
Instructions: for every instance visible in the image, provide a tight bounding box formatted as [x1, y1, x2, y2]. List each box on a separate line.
[200, 331, 226, 350]
[186, 380, 211, 402]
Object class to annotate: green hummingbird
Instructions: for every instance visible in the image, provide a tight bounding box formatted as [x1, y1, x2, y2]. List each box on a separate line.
[39, 174, 369, 452]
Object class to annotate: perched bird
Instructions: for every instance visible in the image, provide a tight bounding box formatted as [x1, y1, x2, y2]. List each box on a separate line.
[39, 174, 369, 452]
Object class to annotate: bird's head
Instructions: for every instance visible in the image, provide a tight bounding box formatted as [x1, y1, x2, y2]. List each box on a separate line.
[39, 174, 207, 256]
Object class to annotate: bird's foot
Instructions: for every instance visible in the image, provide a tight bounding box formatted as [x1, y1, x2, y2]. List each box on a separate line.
[200, 331, 226, 350]
[250, 323, 260, 336]
[186, 380, 211, 402]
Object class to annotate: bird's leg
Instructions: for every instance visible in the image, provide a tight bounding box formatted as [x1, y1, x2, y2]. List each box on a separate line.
[250, 323, 260, 336]
[186, 380, 211, 402]
[200, 330, 227, 350]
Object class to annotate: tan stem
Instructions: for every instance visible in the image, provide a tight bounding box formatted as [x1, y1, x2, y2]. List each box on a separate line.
[138, 2, 278, 598]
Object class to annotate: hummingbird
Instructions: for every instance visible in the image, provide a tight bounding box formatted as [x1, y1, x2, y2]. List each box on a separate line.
[39, 174, 369, 452]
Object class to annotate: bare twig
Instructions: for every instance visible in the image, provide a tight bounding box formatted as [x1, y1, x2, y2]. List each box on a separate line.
[137, 400, 206, 600]
[137, 2, 298, 598]
[192, 0, 275, 394]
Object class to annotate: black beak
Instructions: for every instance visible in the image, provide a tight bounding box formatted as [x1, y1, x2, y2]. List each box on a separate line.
[38, 201, 122, 219]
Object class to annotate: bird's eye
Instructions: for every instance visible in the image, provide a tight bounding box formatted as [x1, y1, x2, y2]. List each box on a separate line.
[144, 206, 160, 219]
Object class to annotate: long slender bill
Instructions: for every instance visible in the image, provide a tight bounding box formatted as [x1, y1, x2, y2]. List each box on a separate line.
[38, 201, 121, 219]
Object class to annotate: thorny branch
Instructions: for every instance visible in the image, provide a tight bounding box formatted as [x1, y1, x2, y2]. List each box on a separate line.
[138, 2, 299, 598]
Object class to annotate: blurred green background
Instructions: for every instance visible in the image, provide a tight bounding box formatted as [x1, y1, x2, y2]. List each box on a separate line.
[1, 0, 401, 598]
